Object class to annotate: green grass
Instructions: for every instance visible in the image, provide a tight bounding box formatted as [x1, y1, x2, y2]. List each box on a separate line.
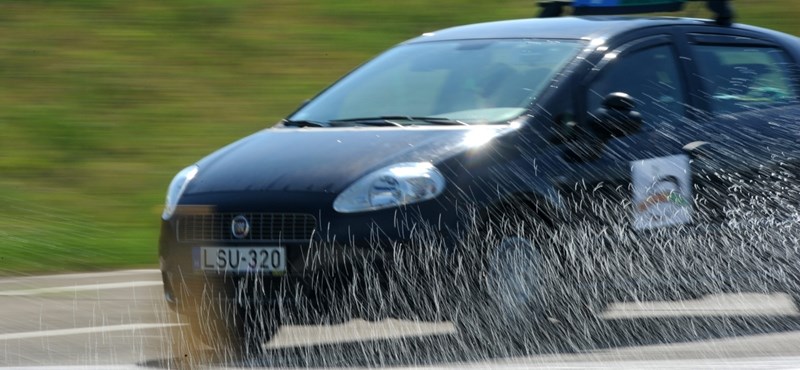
[0, 0, 798, 274]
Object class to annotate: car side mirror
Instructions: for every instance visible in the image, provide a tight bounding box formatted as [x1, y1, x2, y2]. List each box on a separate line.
[591, 92, 642, 140]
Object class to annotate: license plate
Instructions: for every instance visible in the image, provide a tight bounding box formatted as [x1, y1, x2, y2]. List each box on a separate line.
[193, 246, 286, 274]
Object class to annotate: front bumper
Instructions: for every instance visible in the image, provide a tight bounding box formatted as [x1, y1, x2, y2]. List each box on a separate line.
[158, 197, 459, 323]
[160, 223, 393, 322]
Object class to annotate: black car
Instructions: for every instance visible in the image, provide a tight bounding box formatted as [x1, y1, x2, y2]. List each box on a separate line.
[159, 0, 800, 353]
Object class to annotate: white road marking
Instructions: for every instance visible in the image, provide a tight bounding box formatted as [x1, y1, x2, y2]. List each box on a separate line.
[0, 323, 183, 341]
[469, 358, 800, 369]
[4, 360, 800, 370]
[603, 293, 799, 318]
[0, 281, 163, 296]
[1, 367, 142, 370]
[0, 269, 160, 284]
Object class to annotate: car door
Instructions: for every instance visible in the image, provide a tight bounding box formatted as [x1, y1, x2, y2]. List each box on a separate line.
[555, 33, 699, 233]
[680, 30, 800, 225]
[533, 31, 715, 291]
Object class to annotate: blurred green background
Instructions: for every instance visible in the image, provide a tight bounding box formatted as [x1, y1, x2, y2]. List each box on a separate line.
[1, 0, 797, 274]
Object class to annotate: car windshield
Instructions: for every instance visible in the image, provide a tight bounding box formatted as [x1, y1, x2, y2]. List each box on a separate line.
[289, 39, 584, 125]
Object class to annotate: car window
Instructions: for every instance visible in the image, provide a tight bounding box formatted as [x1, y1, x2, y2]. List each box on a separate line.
[291, 39, 585, 125]
[691, 44, 798, 114]
[587, 44, 686, 127]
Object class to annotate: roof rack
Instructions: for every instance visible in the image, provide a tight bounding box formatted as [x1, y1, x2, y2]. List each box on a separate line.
[538, 0, 734, 26]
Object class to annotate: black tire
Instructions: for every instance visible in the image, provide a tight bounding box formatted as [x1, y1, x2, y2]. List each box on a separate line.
[790, 293, 800, 310]
[453, 204, 607, 350]
[185, 297, 280, 357]
[783, 264, 800, 313]
[787, 283, 800, 313]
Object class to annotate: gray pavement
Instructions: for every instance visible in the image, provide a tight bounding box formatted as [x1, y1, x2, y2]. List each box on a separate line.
[1, 270, 800, 369]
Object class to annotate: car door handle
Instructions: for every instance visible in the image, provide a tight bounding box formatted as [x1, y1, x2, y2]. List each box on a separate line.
[683, 141, 727, 173]
[682, 141, 710, 158]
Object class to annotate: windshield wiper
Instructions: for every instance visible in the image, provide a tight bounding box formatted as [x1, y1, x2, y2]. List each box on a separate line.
[281, 119, 329, 127]
[329, 117, 405, 127]
[330, 116, 468, 126]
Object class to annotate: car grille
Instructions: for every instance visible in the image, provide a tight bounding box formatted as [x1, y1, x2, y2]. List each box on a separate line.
[176, 213, 317, 242]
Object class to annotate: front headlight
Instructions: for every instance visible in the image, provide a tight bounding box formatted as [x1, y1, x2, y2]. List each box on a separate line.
[162, 165, 199, 220]
[333, 162, 446, 213]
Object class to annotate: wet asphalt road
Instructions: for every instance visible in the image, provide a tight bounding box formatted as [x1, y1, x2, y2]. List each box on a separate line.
[2, 270, 800, 369]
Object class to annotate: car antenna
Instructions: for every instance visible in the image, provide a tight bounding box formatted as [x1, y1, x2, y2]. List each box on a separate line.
[705, 0, 734, 26]
[538, 0, 569, 18]
[537, 0, 734, 27]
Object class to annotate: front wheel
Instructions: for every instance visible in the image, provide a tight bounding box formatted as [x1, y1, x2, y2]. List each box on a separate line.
[184, 297, 280, 357]
[787, 283, 800, 313]
[782, 264, 800, 313]
[453, 207, 606, 349]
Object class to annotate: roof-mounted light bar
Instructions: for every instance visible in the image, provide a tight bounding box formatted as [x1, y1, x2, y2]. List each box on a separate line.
[538, 0, 734, 26]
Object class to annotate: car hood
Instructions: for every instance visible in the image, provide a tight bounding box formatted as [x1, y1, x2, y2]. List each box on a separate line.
[186, 126, 510, 194]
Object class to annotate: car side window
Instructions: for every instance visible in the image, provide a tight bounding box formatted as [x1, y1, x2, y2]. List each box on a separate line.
[690, 44, 798, 114]
[587, 44, 686, 127]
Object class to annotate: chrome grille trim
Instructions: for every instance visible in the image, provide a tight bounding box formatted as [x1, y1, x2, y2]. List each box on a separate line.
[176, 213, 317, 242]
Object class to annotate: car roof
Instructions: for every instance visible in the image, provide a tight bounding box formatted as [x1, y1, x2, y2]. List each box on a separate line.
[405, 16, 717, 43]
